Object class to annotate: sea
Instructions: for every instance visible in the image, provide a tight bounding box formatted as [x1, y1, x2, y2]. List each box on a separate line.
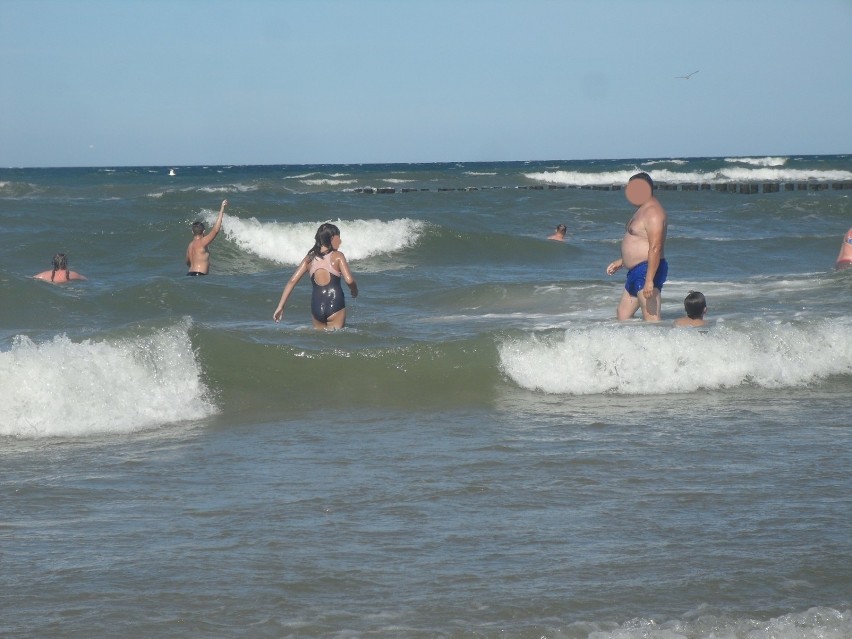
[1, 155, 851, 639]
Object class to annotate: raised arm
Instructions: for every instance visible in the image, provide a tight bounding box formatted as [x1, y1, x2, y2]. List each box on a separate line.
[202, 199, 228, 246]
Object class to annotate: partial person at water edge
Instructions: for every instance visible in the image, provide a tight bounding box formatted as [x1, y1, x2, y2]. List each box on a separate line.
[186, 199, 227, 276]
[673, 291, 708, 328]
[33, 253, 87, 283]
[836, 226, 852, 270]
[273, 222, 359, 330]
[606, 172, 668, 321]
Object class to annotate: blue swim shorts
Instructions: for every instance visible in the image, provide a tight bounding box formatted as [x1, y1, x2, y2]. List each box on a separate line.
[624, 259, 668, 297]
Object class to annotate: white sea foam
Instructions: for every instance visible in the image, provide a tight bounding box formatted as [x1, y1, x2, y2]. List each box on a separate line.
[581, 606, 851, 639]
[719, 167, 852, 182]
[214, 214, 428, 265]
[0, 323, 215, 438]
[525, 167, 724, 186]
[525, 169, 641, 186]
[642, 158, 688, 166]
[525, 166, 852, 186]
[725, 156, 788, 167]
[196, 184, 258, 194]
[300, 178, 358, 186]
[498, 319, 852, 395]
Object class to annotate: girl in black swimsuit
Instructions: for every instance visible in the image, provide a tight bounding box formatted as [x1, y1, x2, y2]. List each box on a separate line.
[272, 223, 359, 330]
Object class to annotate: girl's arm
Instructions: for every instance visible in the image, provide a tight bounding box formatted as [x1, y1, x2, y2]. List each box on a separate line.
[336, 252, 358, 298]
[273, 258, 310, 322]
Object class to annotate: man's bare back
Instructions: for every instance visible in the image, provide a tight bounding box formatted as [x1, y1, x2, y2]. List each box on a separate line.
[186, 200, 227, 275]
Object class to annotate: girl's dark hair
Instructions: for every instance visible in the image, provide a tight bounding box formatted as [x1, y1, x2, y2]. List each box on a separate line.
[307, 223, 340, 259]
[51, 253, 69, 282]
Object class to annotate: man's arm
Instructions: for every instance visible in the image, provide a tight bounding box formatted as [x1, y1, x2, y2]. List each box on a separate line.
[606, 258, 623, 275]
[642, 206, 665, 299]
[202, 199, 228, 246]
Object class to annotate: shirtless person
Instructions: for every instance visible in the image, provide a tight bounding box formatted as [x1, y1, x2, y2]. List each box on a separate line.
[548, 224, 567, 241]
[673, 291, 707, 327]
[606, 173, 668, 321]
[33, 253, 87, 283]
[186, 199, 227, 275]
[835, 227, 852, 270]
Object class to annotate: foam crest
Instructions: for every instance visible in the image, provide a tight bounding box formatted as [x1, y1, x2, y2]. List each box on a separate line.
[582, 606, 851, 639]
[643, 159, 688, 166]
[0, 324, 216, 438]
[526, 166, 852, 186]
[499, 320, 852, 395]
[725, 156, 788, 166]
[300, 178, 357, 186]
[524, 169, 641, 187]
[193, 184, 258, 194]
[719, 167, 852, 182]
[216, 215, 427, 265]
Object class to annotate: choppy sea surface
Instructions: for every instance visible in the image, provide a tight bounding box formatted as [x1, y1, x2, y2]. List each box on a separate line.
[1, 155, 851, 638]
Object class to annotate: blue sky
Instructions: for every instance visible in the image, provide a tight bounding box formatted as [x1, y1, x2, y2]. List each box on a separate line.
[2, 0, 850, 167]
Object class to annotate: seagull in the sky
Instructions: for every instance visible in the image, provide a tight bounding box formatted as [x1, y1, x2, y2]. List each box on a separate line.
[675, 70, 699, 79]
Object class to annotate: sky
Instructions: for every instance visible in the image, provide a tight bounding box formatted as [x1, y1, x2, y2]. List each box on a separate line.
[1, 0, 850, 168]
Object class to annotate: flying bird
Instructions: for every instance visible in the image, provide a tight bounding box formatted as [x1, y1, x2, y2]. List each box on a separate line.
[675, 70, 699, 79]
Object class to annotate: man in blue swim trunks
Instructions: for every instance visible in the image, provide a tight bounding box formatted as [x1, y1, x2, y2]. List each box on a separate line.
[606, 172, 668, 321]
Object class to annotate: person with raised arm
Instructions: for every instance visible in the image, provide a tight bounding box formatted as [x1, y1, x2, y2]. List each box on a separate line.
[186, 199, 227, 275]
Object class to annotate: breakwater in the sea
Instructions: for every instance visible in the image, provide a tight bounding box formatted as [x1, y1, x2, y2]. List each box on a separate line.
[354, 180, 852, 195]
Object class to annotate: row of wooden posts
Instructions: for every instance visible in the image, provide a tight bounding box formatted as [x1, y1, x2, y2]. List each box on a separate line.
[353, 181, 852, 195]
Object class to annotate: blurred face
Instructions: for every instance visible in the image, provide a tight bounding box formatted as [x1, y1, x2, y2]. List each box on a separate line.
[625, 178, 652, 206]
[331, 234, 341, 250]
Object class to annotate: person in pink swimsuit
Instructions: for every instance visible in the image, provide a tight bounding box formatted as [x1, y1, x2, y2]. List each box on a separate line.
[273, 223, 359, 330]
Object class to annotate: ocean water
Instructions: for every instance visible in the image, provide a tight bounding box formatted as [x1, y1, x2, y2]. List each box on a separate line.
[1, 155, 851, 638]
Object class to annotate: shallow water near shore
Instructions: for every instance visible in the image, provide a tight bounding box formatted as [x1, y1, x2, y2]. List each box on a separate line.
[1, 156, 851, 638]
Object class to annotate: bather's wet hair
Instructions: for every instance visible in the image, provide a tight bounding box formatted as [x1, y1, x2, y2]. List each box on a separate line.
[683, 290, 707, 319]
[191, 221, 205, 236]
[307, 223, 341, 259]
[555, 224, 567, 234]
[629, 172, 654, 191]
[51, 253, 69, 282]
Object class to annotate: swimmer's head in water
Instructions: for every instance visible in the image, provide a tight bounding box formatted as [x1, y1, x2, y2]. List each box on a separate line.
[191, 221, 205, 236]
[683, 290, 707, 319]
[626, 172, 654, 206]
[50, 253, 69, 282]
[52, 253, 68, 271]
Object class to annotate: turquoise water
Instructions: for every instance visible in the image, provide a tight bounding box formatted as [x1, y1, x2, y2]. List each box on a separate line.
[1, 156, 851, 638]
